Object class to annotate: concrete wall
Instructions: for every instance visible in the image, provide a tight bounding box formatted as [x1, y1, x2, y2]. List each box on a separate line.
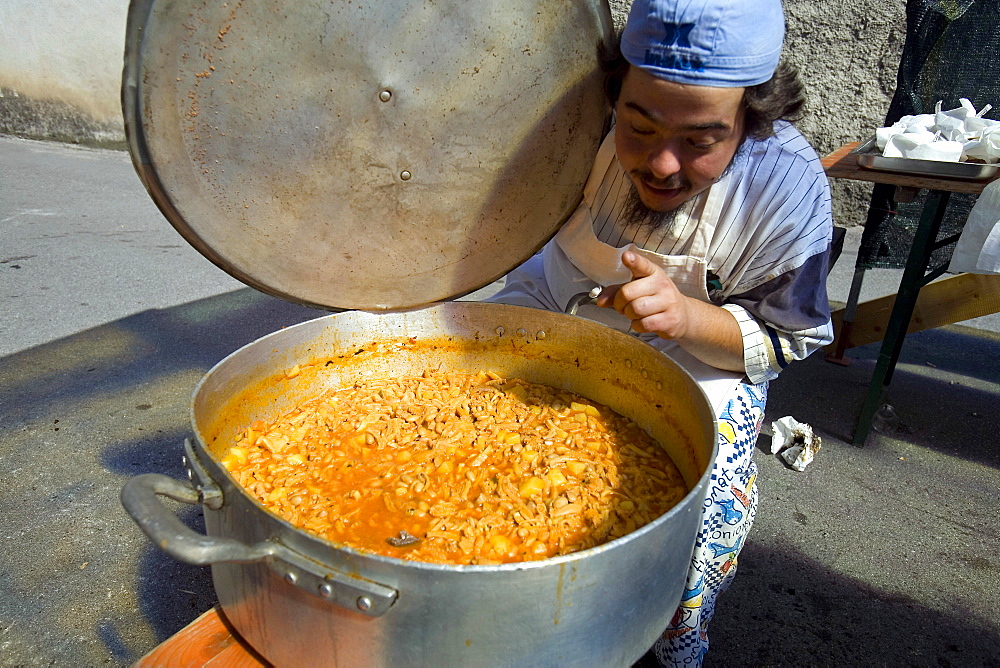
[1, 0, 905, 225]
[0, 0, 128, 146]
[784, 0, 906, 226]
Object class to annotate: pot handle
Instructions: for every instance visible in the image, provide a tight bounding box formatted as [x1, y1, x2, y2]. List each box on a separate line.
[121, 473, 277, 565]
[121, 473, 399, 616]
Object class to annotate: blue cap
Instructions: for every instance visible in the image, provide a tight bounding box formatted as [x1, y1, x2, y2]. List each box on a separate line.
[620, 0, 785, 88]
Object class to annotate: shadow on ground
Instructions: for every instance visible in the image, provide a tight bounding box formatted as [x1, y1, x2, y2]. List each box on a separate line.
[0, 287, 323, 664]
[708, 539, 1000, 666]
[768, 325, 1000, 468]
[707, 324, 1000, 666]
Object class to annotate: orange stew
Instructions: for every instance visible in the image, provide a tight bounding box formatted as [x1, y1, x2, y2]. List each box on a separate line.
[222, 369, 688, 565]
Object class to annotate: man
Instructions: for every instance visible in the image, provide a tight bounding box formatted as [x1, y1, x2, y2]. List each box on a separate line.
[488, 0, 834, 663]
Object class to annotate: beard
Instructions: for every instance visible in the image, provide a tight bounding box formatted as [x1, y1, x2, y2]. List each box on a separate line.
[621, 178, 680, 233]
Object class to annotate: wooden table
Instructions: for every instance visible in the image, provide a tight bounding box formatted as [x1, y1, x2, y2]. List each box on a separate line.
[134, 606, 267, 667]
[821, 142, 1000, 445]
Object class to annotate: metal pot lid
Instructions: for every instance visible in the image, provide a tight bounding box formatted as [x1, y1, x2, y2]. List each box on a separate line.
[123, 0, 612, 310]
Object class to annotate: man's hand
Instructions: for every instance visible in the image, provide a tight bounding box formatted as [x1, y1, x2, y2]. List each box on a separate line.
[595, 251, 746, 372]
[595, 251, 691, 339]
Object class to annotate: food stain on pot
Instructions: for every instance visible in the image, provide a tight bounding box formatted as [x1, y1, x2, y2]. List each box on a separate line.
[557, 562, 580, 626]
[555, 562, 564, 625]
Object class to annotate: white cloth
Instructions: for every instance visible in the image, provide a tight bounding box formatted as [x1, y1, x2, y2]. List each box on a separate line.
[875, 99, 1000, 164]
[949, 179, 1000, 275]
[490, 121, 834, 394]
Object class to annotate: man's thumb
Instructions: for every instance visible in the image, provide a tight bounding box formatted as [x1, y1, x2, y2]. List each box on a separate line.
[621, 250, 656, 279]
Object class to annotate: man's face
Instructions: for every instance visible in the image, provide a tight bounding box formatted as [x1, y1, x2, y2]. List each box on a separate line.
[614, 66, 746, 213]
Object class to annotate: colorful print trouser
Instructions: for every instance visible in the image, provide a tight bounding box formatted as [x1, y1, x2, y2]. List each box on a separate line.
[651, 381, 768, 666]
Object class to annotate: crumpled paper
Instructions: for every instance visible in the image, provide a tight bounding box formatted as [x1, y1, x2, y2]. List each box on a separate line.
[876, 99, 1000, 163]
[770, 416, 821, 472]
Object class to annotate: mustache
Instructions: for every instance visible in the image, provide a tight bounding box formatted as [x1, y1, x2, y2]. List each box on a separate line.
[629, 169, 688, 191]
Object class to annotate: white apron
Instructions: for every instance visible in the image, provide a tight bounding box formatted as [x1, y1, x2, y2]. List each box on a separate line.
[544, 133, 745, 414]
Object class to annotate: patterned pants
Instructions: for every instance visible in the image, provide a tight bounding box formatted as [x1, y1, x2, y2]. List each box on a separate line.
[650, 381, 768, 666]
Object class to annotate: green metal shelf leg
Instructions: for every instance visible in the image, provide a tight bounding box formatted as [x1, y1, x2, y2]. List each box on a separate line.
[852, 190, 952, 446]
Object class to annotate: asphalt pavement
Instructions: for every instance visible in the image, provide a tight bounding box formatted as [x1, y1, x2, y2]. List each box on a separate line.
[1, 134, 998, 666]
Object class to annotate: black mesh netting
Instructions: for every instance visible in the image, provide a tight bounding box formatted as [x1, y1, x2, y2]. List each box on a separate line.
[858, 0, 1000, 270]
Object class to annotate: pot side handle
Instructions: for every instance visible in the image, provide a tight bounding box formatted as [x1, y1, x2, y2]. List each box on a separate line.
[121, 473, 277, 565]
[121, 473, 399, 616]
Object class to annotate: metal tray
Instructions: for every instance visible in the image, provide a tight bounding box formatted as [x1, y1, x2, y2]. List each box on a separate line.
[852, 137, 999, 180]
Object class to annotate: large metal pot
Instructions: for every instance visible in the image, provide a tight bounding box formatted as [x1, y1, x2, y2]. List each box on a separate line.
[123, 302, 717, 666]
